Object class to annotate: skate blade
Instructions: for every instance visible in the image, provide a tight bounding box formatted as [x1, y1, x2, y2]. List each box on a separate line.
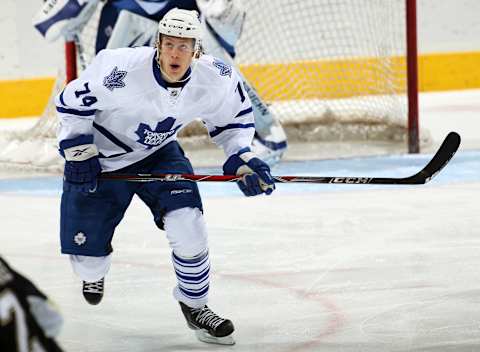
[194, 329, 235, 345]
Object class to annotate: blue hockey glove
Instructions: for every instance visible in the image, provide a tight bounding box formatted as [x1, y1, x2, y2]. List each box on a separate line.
[223, 147, 275, 197]
[59, 135, 101, 193]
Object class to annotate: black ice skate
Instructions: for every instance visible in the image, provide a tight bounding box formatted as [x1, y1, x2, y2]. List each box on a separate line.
[179, 302, 235, 345]
[82, 278, 104, 305]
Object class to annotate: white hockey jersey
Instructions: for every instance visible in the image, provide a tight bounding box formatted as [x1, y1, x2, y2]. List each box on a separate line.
[55, 47, 254, 171]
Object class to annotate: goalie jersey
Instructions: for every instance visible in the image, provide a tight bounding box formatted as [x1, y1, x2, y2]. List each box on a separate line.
[55, 47, 255, 171]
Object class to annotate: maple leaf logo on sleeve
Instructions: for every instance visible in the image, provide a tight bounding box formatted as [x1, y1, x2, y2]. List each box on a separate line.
[212, 59, 232, 77]
[103, 66, 128, 91]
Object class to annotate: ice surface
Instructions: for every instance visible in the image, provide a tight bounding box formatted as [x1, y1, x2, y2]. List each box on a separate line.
[0, 90, 479, 351]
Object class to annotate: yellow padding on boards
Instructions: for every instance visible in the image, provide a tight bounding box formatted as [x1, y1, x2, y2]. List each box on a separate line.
[240, 51, 480, 101]
[419, 52, 480, 91]
[241, 57, 406, 101]
[0, 52, 479, 118]
[0, 78, 55, 118]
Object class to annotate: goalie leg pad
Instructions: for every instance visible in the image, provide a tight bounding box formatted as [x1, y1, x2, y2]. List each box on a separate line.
[106, 10, 159, 49]
[33, 0, 100, 42]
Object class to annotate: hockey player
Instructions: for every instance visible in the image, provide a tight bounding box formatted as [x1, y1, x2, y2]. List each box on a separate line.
[52, 8, 275, 345]
[0, 255, 64, 351]
[33, 0, 287, 166]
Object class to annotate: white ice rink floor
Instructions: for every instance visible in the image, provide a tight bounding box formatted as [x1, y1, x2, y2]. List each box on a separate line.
[1, 90, 480, 351]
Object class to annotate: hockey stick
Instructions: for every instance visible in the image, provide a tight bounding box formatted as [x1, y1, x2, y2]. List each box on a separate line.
[100, 132, 460, 185]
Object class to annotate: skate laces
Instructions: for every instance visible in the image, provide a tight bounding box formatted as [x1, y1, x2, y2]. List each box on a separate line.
[83, 279, 104, 294]
[192, 306, 225, 329]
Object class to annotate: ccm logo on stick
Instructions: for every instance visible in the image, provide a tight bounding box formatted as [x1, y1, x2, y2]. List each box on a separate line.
[330, 177, 371, 184]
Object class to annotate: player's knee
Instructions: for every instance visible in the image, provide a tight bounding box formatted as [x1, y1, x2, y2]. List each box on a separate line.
[164, 207, 208, 257]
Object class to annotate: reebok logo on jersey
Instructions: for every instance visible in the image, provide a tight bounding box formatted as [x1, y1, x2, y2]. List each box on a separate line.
[170, 189, 193, 195]
[135, 117, 182, 149]
[212, 59, 232, 77]
[103, 66, 128, 91]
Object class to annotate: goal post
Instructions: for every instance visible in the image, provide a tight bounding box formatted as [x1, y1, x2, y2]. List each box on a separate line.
[65, 41, 77, 84]
[406, 0, 420, 153]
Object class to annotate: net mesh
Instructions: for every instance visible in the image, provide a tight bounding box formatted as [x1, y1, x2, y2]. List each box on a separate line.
[0, 0, 426, 173]
[236, 0, 412, 142]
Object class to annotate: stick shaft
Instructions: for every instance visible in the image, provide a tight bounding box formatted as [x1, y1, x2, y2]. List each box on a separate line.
[100, 174, 373, 184]
[99, 132, 461, 185]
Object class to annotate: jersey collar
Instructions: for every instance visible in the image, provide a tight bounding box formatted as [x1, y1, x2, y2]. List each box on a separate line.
[152, 53, 191, 89]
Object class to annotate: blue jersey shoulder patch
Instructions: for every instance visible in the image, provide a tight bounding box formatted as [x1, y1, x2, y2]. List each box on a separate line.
[212, 59, 232, 78]
[103, 66, 128, 91]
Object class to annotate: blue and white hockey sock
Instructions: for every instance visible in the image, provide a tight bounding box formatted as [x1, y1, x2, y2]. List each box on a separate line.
[172, 250, 210, 308]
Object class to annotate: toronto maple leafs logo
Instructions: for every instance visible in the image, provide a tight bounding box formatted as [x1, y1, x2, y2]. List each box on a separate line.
[212, 59, 232, 77]
[74, 232, 87, 246]
[135, 117, 182, 149]
[103, 66, 127, 91]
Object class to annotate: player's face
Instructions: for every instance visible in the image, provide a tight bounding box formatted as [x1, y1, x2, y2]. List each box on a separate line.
[159, 36, 195, 82]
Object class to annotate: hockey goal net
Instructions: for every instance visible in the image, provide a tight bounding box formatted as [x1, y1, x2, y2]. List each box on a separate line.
[0, 0, 424, 172]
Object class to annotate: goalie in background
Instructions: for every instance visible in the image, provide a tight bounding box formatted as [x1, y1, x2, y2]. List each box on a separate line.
[0, 255, 64, 352]
[33, 0, 287, 166]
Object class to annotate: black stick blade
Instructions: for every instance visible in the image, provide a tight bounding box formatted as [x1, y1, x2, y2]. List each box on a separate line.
[415, 131, 461, 183]
[372, 131, 461, 185]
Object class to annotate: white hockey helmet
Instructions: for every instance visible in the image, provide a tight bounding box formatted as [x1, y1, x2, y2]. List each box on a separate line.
[157, 8, 202, 53]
